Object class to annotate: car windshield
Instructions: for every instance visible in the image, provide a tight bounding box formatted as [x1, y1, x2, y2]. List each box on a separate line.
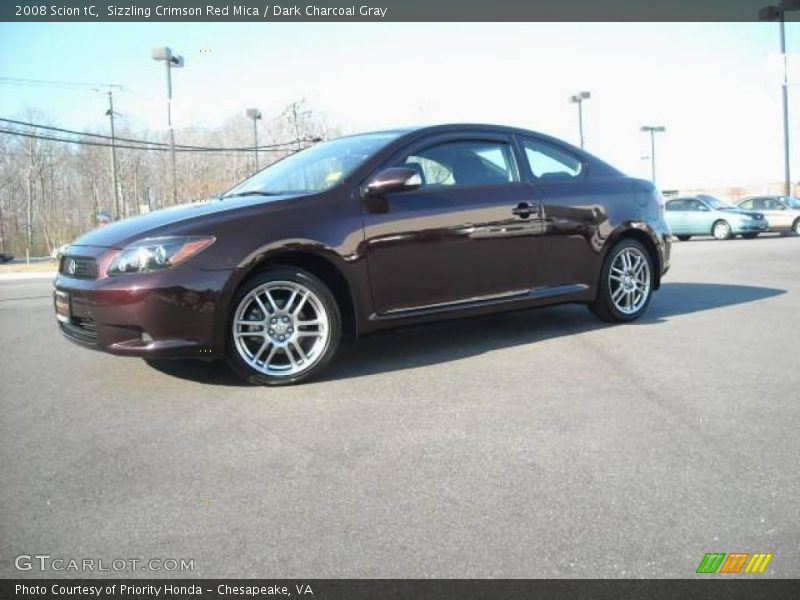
[223, 132, 401, 197]
[699, 195, 737, 210]
[781, 196, 800, 209]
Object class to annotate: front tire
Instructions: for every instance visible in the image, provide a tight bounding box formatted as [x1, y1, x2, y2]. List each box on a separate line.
[227, 267, 341, 386]
[712, 220, 732, 240]
[589, 239, 654, 323]
[793, 218, 800, 236]
[742, 233, 759, 239]
[676, 235, 691, 241]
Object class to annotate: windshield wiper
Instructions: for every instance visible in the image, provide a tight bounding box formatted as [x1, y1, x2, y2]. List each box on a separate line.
[222, 190, 282, 199]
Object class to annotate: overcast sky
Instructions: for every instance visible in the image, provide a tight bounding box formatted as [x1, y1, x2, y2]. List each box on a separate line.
[0, 21, 798, 189]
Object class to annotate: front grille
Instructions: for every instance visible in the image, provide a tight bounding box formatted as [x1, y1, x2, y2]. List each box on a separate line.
[60, 255, 98, 279]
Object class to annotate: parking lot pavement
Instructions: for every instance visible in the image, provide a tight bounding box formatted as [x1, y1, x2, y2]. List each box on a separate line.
[1, 235, 798, 578]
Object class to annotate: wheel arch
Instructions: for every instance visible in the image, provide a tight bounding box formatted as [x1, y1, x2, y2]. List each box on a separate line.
[604, 224, 663, 290]
[227, 248, 359, 343]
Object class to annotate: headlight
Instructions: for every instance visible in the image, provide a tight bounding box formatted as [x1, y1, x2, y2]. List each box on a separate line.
[107, 236, 215, 275]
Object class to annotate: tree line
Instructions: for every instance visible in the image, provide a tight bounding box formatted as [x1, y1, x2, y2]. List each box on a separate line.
[0, 101, 337, 257]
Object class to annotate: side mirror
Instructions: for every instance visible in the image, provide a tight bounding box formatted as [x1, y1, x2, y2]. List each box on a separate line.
[365, 167, 422, 196]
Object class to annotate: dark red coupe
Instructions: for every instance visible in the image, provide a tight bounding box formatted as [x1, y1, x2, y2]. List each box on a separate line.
[54, 124, 671, 385]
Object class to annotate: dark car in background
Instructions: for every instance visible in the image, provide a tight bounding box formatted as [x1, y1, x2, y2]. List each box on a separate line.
[53, 124, 671, 385]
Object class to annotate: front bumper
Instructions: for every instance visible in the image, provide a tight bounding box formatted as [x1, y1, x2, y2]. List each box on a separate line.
[53, 259, 232, 358]
[732, 220, 769, 233]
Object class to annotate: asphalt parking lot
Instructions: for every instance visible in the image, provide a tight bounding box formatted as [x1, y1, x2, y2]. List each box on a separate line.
[1, 235, 799, 578]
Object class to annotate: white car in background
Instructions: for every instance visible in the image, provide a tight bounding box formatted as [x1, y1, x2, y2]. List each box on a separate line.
[736, 196, 800, 235]
[50, 244, 69, 260]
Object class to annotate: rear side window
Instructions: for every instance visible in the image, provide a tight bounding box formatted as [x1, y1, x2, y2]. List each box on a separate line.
[739, 199, 754, 209]
[399, 140, 517, 188]
[521, 139, 583, 180]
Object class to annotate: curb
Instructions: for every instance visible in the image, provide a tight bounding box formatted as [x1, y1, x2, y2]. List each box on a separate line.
[0, 272, 57, 281]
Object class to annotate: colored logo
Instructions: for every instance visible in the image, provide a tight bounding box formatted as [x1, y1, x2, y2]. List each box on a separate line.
[696, 552, 773, 574]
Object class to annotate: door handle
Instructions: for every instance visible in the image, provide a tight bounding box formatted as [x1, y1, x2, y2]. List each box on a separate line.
[511, 201, 538, 218]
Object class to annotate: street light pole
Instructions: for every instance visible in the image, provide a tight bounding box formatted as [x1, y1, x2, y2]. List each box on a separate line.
[569, 91, 591, 149]
[641, 126, 666, 184]
[152, 46, 184, 207]
[760, 0, 799, 196]
[245, 108, 262, 172]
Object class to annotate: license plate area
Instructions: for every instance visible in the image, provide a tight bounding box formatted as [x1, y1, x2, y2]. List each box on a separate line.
[54, 290, 71, 323]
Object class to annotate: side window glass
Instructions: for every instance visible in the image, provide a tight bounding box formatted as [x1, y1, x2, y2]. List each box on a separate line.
[740, 200, 753, 209]
[522, 139, 583, 180]
[666, 201, 680, 211]
[400, 140, 517, 188]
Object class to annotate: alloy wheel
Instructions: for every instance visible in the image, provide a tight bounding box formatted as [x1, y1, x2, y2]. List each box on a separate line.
[232, 281, 330, 377]
[608, 246, 651, 315]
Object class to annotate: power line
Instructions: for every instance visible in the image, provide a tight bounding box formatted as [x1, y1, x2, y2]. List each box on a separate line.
[0, 76, 124, 90]
[0, 128, 303, 154]
[0, 117, 305, 152]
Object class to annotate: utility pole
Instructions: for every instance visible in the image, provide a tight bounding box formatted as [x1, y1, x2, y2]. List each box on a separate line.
[0, 189, 6, 254]
[106, 90, 122, 220]
[26, 142, 33, 264]
[640, 125, 666, 184]
[245, 108, 262, 172]
[285, 100, 310, 151]
[292, 102, 301, 151]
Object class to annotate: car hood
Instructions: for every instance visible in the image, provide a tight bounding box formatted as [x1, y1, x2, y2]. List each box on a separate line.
[69, 194, 302, 249]
[719, 207, 763, 219]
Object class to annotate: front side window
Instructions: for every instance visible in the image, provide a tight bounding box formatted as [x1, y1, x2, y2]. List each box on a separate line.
[522, 139, 583, 180]
[665, 200, 683, 211]
[782, 196, 800, 209]
[225, 132, 401, 196]
[688, 200, 708, 211]
[399, 140, 517, 188]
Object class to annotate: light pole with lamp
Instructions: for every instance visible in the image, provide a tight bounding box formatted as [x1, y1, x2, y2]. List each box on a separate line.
[759, 0, 799, 196]
[569, 91, 591, 149]
[152, 46, 184, 207]
[641, 125, 666, 184]
[245, 108, 262, 172]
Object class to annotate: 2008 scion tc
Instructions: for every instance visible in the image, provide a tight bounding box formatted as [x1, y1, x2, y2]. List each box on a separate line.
[54, 124, 671, 385]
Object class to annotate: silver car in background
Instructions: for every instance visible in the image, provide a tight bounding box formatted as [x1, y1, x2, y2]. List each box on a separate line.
[664, 195, 767, 241]
[736, 196, 800, 235]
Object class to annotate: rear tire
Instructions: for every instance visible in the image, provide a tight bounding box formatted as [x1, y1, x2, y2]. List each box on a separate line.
[676, 235, 691, 241]
[712, 220, 732, 240]
[589, 239, 654, 323]
[793, 218, 800, 236]
[742, 233, 758, 239]
[226, 267, 341, 386]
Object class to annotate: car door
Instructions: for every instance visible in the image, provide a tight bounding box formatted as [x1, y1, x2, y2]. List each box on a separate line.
[665, 199, 687, 233]
[764, 197, 793, 228]
[517, 136, 607, 289]
[685, 199, 713, 234]
[362, 133, 543, 315]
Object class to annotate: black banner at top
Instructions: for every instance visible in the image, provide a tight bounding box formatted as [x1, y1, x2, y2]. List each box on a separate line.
[2, 0, 798, 22]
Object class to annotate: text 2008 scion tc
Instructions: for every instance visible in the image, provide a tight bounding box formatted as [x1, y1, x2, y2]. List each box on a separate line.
[54, 124, 671, 385]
